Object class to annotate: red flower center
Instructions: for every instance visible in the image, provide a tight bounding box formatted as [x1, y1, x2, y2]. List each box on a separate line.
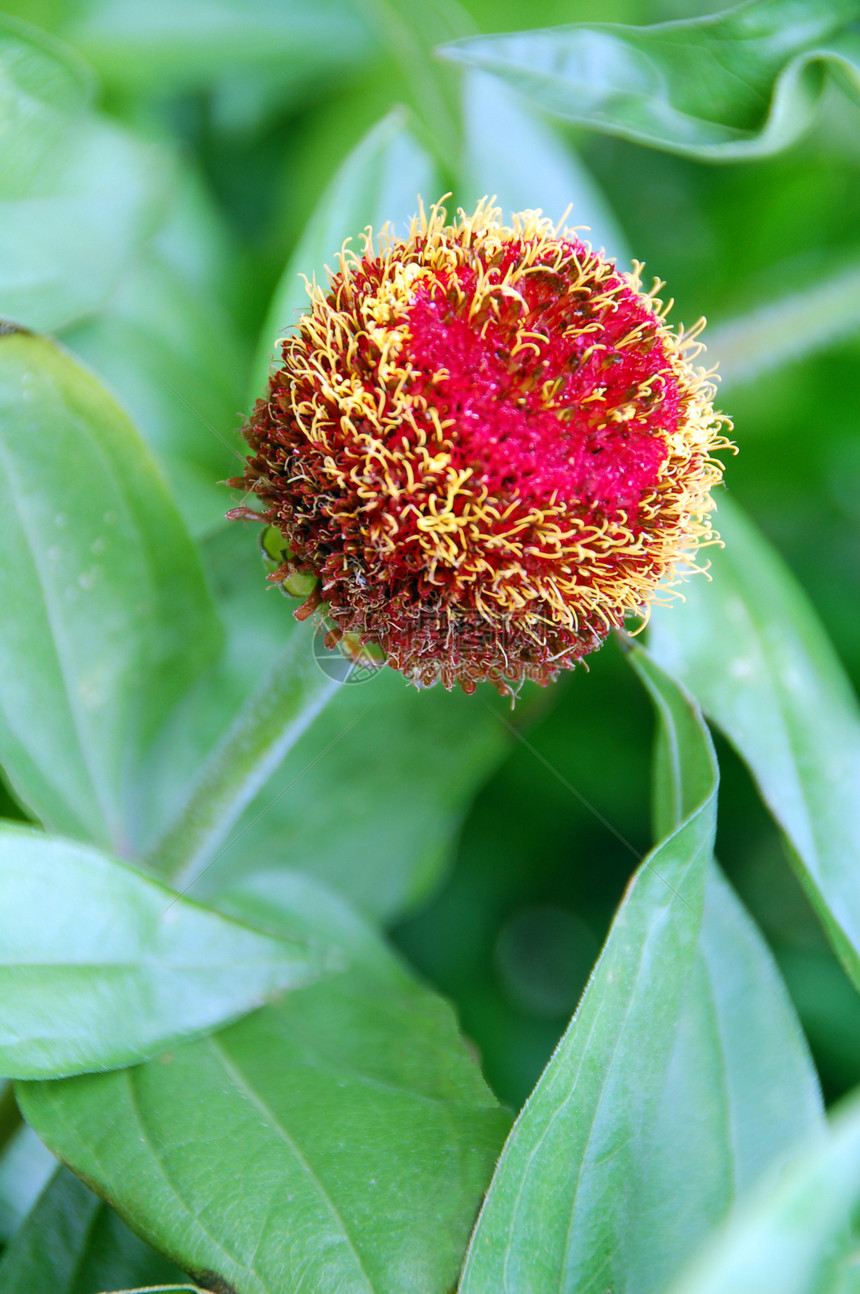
[230, 202, 732, 696]
[389, 248, 679, 521]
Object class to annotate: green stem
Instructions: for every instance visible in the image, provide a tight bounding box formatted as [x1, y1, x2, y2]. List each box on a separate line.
[149, 623, 340, 892]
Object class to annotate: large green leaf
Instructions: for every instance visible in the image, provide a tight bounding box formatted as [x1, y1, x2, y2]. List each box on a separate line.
[648, 496, 860, 987]
[460, 650, 821, 1294]
[0, 21, 248, 536]
[0, 823, 330, 1079]
[0, 331, 221, 852]
[248, 110, 439, 400]
[440, 0, 860, 161]
[18, 872, 511, 1294]
[666, 1092, 860, 1294]
[0, 12, 93, 126]
[0, 19, 169, 333]
[631, 864, 823, 1294]
[457, 69, 629, 261]
[0, 1167, 185, 1292]
[460, 651, 717, 1293]
[64, 173, 249, 538]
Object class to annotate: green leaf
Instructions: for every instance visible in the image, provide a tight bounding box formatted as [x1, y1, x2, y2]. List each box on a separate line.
[461, 650, 821, 1294]
[440, 0, 860, 161]
[248, 110, 439, 401]
[0, 19, 169, 332]
[0, 330, 221, 853]
[665, 1092, 860, 1294]
[0, 1167, 185, 1292]
[459, 650, 717, 1293]
[458, 69, 629, 261]
[0, 13, 93, 214]
[707, 260, 860, 393]
[0, 13, 94, 125]
[213, 868, 407, 975]
[18, 874, 511, 1294]
[648, 496, 860, 988]
[63, 172, 249, 538]
[0, 21, 248, 536]
[634, 864, 823, 1294]
[0, 822, 330, 1079]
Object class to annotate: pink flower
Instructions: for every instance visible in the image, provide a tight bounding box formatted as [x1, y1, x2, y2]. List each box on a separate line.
[230, 200, 732, 696]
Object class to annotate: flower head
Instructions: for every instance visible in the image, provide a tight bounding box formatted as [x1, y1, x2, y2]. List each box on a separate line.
[230, 199, 732, 696]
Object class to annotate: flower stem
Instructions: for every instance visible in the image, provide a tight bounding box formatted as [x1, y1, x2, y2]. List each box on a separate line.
[150, 624, 340, 893]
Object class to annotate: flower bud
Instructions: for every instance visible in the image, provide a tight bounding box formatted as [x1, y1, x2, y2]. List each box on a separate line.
[230, 199, 732, 696]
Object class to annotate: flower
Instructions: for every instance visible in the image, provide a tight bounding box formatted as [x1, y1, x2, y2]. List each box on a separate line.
[229, 199, 732, 696]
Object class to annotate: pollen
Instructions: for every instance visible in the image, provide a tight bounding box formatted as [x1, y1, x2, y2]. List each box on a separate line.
[229, 198, 733, 696]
